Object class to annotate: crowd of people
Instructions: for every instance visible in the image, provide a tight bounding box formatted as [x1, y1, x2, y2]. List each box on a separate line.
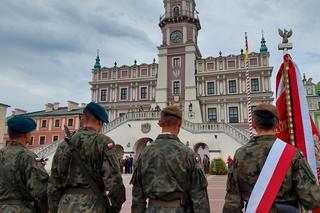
[119, 154, 133, 174]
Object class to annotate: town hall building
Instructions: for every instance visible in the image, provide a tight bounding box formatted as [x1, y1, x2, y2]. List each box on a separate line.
[89, 0, 273, 128]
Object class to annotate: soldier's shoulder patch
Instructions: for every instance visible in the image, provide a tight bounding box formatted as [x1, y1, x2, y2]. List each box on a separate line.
[107, 142, 115, 150]
[34, 157, 48, 166]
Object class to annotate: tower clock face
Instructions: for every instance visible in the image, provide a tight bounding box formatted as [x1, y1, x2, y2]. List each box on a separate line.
[170, 31, 183, 43]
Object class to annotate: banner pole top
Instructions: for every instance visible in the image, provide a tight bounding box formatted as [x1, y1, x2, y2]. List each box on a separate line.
[278, 28, 293, 55]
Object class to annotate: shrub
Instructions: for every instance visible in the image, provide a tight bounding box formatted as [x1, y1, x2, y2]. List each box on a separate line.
[210, 158, 228, 175]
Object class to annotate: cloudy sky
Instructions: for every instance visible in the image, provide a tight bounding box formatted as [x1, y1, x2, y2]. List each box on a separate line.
[1, 0, 319, 114]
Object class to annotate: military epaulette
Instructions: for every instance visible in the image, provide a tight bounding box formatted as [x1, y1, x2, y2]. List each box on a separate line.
[34, 157, 48, 166]
[107, 142, 115, 150]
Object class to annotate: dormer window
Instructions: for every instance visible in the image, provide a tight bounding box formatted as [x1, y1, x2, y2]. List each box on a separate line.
[173, 7, 180, 17]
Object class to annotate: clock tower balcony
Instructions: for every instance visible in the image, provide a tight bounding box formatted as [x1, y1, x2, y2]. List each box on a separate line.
[159, 10, 201, 30]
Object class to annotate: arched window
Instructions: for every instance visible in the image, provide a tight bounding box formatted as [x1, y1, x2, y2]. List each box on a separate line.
[173, 6, 180, 17]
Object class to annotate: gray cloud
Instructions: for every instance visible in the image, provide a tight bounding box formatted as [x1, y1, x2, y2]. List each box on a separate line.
[1, 0, 320, 114]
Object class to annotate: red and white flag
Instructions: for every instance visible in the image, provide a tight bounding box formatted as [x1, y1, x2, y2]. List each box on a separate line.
[276, 54, 320, 184]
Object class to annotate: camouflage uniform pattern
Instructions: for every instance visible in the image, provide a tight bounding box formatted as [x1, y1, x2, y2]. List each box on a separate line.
[223, 135, 320, 212]
[47, 127, 125, 213]
[0, 141, 49, 213]
[131, 134, 210, 213]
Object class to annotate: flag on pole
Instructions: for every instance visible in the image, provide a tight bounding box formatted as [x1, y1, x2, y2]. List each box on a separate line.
[245, 32, 253, 138]
[276, 54, 320, 182]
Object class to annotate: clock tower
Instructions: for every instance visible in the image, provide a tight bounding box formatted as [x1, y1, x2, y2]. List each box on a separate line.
[154, 0, 203, 122]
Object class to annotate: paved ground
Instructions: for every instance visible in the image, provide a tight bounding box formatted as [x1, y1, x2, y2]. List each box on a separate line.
[120, 174, 227, 213]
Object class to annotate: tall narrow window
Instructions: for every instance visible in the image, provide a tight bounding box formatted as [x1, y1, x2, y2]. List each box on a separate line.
[229, 107, 239, 123]
[207, 82, 215, 95]
[120, 88, 128, 100]
[68, 119, 73, 127]
[173, 81, 180, 95]
[54, 119, 60, 128]
[30, 136, 34, 145]
[173, 58, 180, 68]
[140, 87, 147, 99]
[228, 80, 237, 93]
[173, 7, 180, 17]
[41, 120, 47, 128]
[39, 136, 46, 145]
[100, 89, 107, 101]
[251, 78, 259, 92]
[208, 108, 217, 122]
[53, 135, 59, 141]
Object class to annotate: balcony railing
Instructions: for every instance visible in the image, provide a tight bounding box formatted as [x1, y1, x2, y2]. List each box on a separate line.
[160, 10, 199, 22]
[104, 111, 249, 145]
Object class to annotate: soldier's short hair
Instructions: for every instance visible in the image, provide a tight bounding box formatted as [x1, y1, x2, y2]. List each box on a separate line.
[8, 127, 24, 139]
[160, 112, 181, 127]
[253, 109, 278, 130]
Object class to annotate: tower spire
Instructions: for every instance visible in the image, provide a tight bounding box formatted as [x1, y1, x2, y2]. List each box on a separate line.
[260, 30, 268, 53]
[94, 49, 101, 70]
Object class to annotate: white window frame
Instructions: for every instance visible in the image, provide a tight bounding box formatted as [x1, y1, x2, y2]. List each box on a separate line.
[228, 79, 238, 94]
[119, 87, 129, 101]
[172, 80, 181, 95]
[206, 80, 215, 95]
[206, 62, 215, 70]
[54, 119, 60, 128]
[39, 135, 46, 145]
[207, 107, 217, 122]
[139, 67, 148, 77]
[52, 135, 59, 142]
[250, 77, 260, 92]
[121, 70, 128, 79]
[228, 106, 239, 123]
[227, 60, 236, 69]
[139, 86, 148, 100]
[41, 119, 47, 128]
[99, 88, 108, 102]
[172, 57, 181, 68]
[249, 57, 258, 67]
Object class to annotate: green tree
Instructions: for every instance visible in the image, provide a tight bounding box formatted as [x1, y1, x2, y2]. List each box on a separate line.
[210, 158, 228, 175]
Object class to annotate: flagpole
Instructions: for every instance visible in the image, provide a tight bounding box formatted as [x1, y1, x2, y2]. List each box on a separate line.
[245, 32, 253, 138]
[278, 29, 295, 146]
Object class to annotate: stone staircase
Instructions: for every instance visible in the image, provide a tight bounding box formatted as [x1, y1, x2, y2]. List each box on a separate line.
[104, 111, 250, 145]
[32, 111, 250, 158]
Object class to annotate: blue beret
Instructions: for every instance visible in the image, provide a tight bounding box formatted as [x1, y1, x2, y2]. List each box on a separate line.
[7, 116, 36, 133]
[85, 102, 109, 123]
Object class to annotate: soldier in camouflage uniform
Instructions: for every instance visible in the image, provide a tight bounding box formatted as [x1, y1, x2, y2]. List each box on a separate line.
[223, 103, 320, 212]
[47, 102, 125, 213]
[131, 106, 210, 213]
[0, 115, 49, 213]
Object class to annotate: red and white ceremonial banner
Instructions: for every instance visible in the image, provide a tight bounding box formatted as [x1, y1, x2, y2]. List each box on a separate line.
[246, 139, 297, 213]
[276, 54, 320, 182]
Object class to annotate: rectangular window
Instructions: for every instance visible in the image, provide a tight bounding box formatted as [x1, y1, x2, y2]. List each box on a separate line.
[101, 72, 108, 79]
[120, 88, 128, 100]
[119, 113, 125, 117]
[207, 82, 215, 95]
[228, 80, 237, 93]
[140, 87, 147, 99]
[251, 78, 259, 92]
[54, 119, 60, 128]
[30, 136, 34, 145]
[100, 89, 107, 101]
[39, 136, 46, 145]
[53, 135, 59, 141]
[249, 58, 258, 66]
[68, 119, 73, 127]
[207, 62, 214, 70]
[173, 81, 180, 95]
[227, 60, 236, 68]
[173, 58, 180, 68]
[229, 107, 239, 123]
[208, 108, 217, 122]
[41, 120, 47, 128]
[251, 105, 257, 113]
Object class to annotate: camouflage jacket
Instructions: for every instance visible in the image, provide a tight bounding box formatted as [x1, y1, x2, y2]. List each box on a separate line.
[131, 134, 210, 213]
[223, 135, 320, 212]
[0, 141, 49, 212]
[47, 127, 125, 213]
